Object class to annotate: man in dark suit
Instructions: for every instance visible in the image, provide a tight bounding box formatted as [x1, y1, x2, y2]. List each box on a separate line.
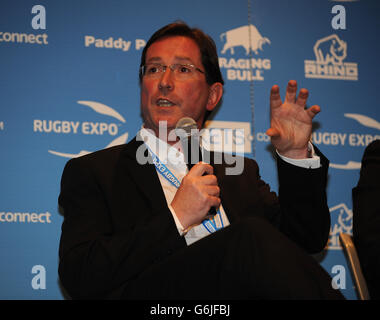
[58, 22, 344, 299]
[353, 139, 380, 299]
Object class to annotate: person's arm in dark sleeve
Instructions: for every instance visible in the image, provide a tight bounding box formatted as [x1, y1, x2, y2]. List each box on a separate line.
[276, 145, 330, 254]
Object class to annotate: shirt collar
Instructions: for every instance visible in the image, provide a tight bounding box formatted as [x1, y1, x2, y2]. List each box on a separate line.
[139, 126, 186, 167]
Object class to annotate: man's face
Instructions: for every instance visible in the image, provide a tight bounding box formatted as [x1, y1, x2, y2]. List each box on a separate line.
[140, 36, 220, 139]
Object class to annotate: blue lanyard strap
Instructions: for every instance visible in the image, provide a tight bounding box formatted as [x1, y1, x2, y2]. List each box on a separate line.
[146, 144, 224, 234]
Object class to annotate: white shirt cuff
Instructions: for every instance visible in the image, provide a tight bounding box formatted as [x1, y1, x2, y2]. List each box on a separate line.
[168, 204, 187, 236]
[276, 142, 320, 169]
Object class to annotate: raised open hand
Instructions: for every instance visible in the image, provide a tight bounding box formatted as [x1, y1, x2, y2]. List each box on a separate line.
[266, 80, 320, 159]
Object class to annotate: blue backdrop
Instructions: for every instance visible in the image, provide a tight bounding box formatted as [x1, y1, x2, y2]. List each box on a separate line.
[1, 0, 379, 299]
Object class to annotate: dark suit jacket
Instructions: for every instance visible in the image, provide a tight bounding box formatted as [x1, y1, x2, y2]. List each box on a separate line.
[353, 139, 380, 299]
[58, 136, 331, 299]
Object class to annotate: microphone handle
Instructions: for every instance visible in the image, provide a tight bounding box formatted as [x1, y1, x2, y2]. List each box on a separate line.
[185, 137, 217, 217]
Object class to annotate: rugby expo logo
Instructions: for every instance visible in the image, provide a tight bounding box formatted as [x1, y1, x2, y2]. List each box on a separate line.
[218, 24, 271, 81]
[304, 34, 358, 81]
[33, 101, 129, 158]
[330, 114, 380, 169]
[312, 113, 380, 170]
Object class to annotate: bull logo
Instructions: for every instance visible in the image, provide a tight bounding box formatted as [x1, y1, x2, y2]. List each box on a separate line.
[313, 34, 347, 65]
[220, 24, 270, 55]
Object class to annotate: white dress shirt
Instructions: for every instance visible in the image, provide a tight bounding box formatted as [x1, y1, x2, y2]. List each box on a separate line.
[139, 127, 320, 245]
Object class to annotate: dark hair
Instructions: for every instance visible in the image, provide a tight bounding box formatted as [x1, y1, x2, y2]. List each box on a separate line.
[139, 22, 224, 86]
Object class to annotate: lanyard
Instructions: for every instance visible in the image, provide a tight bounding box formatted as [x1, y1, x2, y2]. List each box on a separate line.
[146, 144, 224, 234]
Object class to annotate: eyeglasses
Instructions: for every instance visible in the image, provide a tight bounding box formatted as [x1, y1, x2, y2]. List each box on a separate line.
[140, 63, 205, 80]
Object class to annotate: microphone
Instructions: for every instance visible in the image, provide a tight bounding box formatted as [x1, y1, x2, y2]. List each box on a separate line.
[175, 117, 217, 216]
[175, 117, 201, 170]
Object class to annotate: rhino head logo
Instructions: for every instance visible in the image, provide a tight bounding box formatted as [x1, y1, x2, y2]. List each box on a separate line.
[330, 203, 353, 237]
[220, 24, 270, 55]
[337, 205, 353, 234]
[313, 34, 347, 65]
[327, 203, 353, 249]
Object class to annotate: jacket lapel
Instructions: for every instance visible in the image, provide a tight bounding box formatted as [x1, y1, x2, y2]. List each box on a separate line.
[121, 136, 169, 213]
[210, 151, 240, 224]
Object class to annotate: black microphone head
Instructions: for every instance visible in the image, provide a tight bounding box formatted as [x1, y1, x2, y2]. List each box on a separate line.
[175, 117, 198, 138]
[175, 117, 201, 168]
